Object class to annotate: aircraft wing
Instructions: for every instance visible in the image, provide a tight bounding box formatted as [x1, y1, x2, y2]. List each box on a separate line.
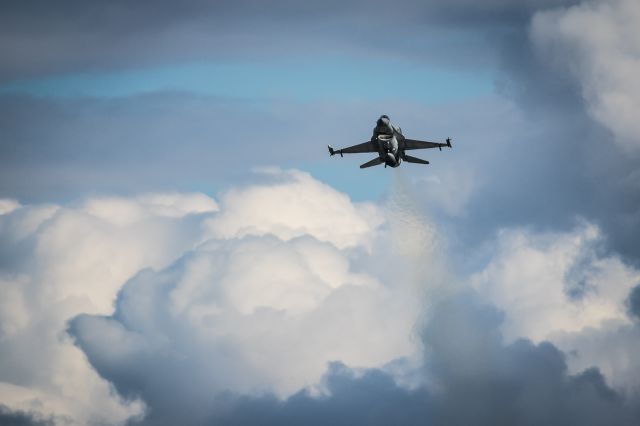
[403, 138, 451, 150]
[328, 141, 378, 156]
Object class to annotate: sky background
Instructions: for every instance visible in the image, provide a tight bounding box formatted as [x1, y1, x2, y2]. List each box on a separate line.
[1, 0, 640, 425]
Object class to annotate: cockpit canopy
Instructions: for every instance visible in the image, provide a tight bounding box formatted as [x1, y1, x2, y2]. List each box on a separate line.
[377, 115, 390, 127]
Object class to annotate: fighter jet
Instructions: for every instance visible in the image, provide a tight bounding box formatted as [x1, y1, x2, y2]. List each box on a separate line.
[328, 115, 451, 168]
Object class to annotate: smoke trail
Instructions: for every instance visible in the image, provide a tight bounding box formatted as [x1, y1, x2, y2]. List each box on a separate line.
[387, 169, 437, 258]
[385, 169, 460, 327]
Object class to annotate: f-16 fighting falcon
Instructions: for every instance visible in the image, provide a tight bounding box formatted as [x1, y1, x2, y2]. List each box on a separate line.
[328, 115, 451, 168]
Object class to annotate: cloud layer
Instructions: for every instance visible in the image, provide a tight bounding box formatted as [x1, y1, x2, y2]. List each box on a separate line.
[2, 170, 640, 424]
[532, 0, 640, 152]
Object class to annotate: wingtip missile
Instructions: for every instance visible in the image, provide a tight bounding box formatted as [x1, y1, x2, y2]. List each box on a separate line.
[328, 145, 343, 157]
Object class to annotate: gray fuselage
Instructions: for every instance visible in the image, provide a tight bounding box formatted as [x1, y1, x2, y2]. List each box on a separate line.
[372, 116, 404, 167]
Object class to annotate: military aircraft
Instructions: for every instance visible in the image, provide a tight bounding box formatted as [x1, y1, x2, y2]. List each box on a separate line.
[328, 115, 451, 168]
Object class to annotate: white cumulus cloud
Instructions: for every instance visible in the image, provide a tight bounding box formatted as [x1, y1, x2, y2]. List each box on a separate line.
[0, 199, 21, 215]
[0, 191, 218, 425]
[206, 169, 383, 249]
[0, 171, 420, 425]
[471, 222, 638, 341]
[470, 221, 640, 392]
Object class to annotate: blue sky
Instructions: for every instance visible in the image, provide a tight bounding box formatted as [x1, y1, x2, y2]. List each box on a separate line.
[0, 58, 493, 104]
[0, 55, 494, 203]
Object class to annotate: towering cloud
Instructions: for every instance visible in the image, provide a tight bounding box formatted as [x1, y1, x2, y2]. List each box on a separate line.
[0, 171, 417, 424]
[0, 192, 219, 424]
[470, 223, 639, 343]
[532, 0, 640, 153]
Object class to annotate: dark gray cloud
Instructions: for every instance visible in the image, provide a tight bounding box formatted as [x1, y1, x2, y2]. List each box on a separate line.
[71, 290, 639, 426]
[628, 285, 640, 320]
[212, 363, 630, 426]
[405, 2, 640, 264]
[218, 297, 639, 426]
[419, 295, 636, 426]
[503, 24, 640, 263]
[0, 406, 53, 426]
[0, 0, 578, 82]
[208, 364, 432, 426]
[0, 0, 424, 81]
[554, 320, 640, 397]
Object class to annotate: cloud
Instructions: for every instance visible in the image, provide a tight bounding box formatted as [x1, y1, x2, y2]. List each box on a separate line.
[424, 0, 640, 262]
[551, 284, 640, 395]
[82, 192, 218, 225]
[0, 199, 20, 215]
[66, 171, 427, 425]
[553, 321, 640, 398]
[69, 232, 640, 426]
[0, 0, 586, 85]
[2, 170, 640, 425]
[2, 5, 640, 426]
[0, 190, 218, 424]
[205, 169, 382, 249]
[531, 0, 640, 153]
[0, 170, 409, 425]
[418, 295, 636, 426]
[628, 285, 640, 320]
[0, 405, 53, 426]
[470, 222, 639, 343]
[66, 176, 640, 425]
[212, 295, 638, 426]
[2, 2, 640, 422]
[465, 221, 640, 398]
[211, 363, 432, 426]
[68, 231, 424, 425]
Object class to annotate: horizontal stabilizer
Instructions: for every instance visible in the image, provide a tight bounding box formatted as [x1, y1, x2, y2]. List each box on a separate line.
[360, 157, 384, 169]
[403, 155, 429, 165]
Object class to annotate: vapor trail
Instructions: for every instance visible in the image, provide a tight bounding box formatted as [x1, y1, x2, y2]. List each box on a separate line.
[386, 169, 460, 327]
